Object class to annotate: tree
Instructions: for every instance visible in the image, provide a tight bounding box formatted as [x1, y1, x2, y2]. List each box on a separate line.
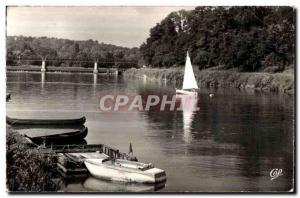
[140, 6, 295, 72]
[6, 36, 141, 67]
[30, 39, 57, 60]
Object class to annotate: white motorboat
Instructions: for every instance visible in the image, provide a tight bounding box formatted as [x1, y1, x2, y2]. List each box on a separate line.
[176, 52, 199, 95]
[84, 155, 166, 184]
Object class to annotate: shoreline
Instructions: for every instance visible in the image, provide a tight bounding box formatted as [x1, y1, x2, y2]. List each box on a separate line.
[124, 68, 294, 95]
[6, 127, 59, 192]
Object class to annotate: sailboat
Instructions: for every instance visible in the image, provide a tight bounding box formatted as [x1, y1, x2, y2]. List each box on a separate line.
[176, 52, 199, 95]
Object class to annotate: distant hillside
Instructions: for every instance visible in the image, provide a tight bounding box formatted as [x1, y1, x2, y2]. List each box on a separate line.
[6, 36, 141, 68]
[140, 6, 295, 72]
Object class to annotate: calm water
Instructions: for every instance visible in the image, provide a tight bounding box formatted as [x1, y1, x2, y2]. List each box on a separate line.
[6, 72, 294, 192]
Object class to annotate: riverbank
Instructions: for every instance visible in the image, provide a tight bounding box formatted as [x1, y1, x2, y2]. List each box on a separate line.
[6, 127, 59, 192]
[124, 68, 294, 94]
[6, 125, 137, 192]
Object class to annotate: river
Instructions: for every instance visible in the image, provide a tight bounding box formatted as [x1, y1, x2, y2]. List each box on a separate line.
[6, 72, 294, 192]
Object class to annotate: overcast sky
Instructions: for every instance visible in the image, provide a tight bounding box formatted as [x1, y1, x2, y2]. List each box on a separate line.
[6, 6, 195, 48]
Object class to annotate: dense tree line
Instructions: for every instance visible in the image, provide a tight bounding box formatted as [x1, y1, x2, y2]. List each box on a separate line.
[6, 36, 140, 68]
[140, 6, 295, 72]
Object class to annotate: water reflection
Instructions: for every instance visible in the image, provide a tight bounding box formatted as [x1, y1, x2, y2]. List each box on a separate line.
[58, 175, 165, 192]
[137, 82, 293, 191]
[176, 95, 199, 143]
[6, 72, 294, 192]
[41, 72, 45, 90]
[83, 177, 166, 192]
[93, 73, 98, 96]
[93, 73, 97, 87]
[143, 74, 147, 84]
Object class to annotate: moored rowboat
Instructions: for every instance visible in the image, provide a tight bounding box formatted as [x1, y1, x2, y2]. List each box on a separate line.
[25, 126, 88, 144]
[6, 116, 86, 126]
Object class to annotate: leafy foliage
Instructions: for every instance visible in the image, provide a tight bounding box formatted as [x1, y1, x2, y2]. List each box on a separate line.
[6, 36, 140, 68]
[6, 131, 59, 192]
[140, 7, 295, 72]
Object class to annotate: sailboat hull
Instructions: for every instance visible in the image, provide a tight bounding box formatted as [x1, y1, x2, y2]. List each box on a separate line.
[176, 89, 198, 96]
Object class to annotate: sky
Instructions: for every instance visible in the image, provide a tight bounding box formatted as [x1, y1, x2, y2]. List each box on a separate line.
[6, 6, 195, 48]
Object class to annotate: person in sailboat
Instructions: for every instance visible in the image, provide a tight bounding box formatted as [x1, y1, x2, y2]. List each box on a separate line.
[176, 51, 199, 95]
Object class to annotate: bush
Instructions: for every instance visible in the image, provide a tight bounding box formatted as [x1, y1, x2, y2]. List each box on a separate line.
[6, 131, 59, 192]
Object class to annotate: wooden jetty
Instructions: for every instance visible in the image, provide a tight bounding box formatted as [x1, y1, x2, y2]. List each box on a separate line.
[37, 144, 138, 176]
[9, 127, 138, 178]
[41, 144, 137, 161]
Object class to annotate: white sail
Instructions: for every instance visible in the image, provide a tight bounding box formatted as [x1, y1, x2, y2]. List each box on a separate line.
[182, 52, 198, 90]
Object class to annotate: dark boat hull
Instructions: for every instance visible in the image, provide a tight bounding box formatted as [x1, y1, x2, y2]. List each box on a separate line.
[6, 93, 11, 102]
[6, 116, 86, 126]
[25, 126, 88, 144]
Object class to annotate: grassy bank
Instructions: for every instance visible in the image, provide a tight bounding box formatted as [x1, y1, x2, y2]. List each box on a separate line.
[124, 68, 294, 94]
[6, 127, 59, 192]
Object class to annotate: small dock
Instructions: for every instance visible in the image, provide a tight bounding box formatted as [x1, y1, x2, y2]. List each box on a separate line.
[8, 117, 137, 179]
[10, 130, 137, 178]
[36, 143, 138, 176]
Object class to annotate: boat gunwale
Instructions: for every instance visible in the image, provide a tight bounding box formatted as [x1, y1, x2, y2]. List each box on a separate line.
[85, 159, 157, 175]
[25, 126, 87, 139]
[6, 116, 86, 126]
[25, 126, 88, 145]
